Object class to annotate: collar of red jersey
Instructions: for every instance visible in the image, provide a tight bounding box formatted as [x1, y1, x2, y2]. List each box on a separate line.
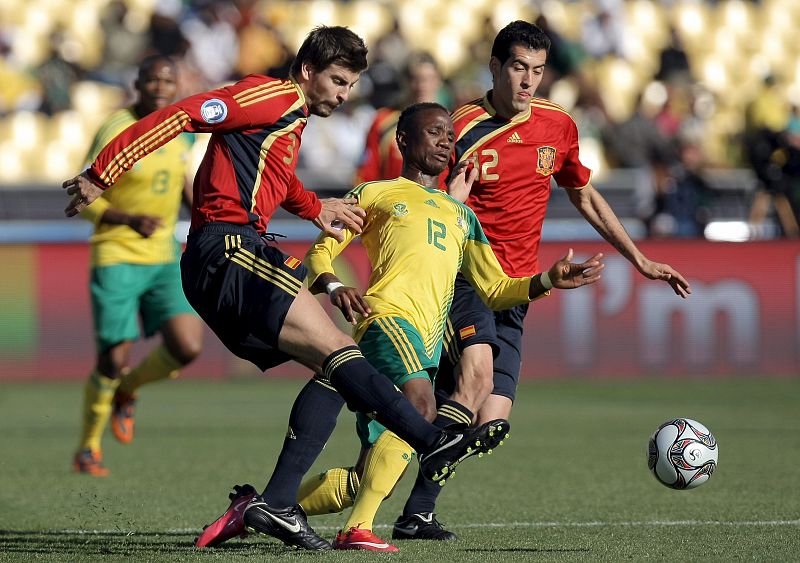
[484, 90, 531, 123]
[288, 78, 307, 112]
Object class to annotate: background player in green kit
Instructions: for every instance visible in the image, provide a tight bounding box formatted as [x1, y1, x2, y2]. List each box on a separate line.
[73, 55, 203, 476]
[298, 102, 605, 551]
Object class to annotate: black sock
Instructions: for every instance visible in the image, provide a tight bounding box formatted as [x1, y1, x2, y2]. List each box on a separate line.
[262, 375, 344, 507]
[323, 346, 439, 453]
[401, 398, 473, 516]
[435, 398, 474, 428]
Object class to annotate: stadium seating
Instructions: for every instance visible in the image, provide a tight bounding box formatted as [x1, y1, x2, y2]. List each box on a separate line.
[0, 0, 797, 238]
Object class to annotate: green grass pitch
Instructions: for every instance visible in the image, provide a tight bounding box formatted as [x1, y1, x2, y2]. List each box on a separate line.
[1, 377, 798, 561]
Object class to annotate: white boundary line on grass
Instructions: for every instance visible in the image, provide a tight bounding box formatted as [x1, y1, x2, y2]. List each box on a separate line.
[53, 520, 800, 535]
[448, 520, 800, 528]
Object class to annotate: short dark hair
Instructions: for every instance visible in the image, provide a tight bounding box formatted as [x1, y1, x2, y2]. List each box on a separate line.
[491, 20, 551, 65]
[396, 102, 448, 137]
[137, 55, 177, 80]
[290, 25, 368, 78]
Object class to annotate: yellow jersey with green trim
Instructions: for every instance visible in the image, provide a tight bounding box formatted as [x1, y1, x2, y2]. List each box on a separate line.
[305, 176, 539, 359]
[80, 108, 193, 267]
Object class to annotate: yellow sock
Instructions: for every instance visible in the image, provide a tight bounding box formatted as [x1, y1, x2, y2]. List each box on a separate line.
[118, 345, 182, 395]
[78, 370, 120, 452]
[298, 467, 360, 516]
[344, 431, 414, 531]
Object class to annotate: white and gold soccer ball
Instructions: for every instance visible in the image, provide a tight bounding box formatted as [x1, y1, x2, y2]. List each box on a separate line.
[648, 418, 718, 490]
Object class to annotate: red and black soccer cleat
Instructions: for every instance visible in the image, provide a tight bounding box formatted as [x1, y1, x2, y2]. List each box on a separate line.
[195, 484, 258, 548]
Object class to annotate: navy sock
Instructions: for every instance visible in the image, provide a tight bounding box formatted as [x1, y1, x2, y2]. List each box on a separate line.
[401, 398, 473, 516]
[323, 346, 439, 453]
[262, 375, 344, 507]
[435, 398, 474, 428]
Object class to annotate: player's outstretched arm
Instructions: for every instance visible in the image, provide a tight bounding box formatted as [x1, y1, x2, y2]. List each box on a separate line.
[565, 184, 691, 298]
[312, 198, 366, 242]
[529, 248, 605, 299]
[63, 171, 104, 217]
[310, 272, 371, 325]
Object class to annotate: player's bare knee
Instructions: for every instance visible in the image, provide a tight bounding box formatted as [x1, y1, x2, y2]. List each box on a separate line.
[170, 346, 200, 366]
[322, 330, 356, 355]
[458, 360, 494, 395]
[97, 360, 125, 379]
[98, 346, 130, 378]
[402, 380, 437, 421]
[410, 392, 437, 421]
[167, 338, 202, 366]
[475, 373, 495, 400]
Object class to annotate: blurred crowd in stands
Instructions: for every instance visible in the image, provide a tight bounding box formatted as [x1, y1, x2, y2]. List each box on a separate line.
[1, 0, 799, 238]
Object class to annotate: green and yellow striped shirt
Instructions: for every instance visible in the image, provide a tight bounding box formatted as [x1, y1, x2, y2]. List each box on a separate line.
[306, 177, 541, 358]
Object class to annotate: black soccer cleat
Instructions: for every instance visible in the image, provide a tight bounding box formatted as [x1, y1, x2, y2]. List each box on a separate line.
[392, 512, 457, 541]
[418, 419, 510, 485]
[243, 497, 332, 550]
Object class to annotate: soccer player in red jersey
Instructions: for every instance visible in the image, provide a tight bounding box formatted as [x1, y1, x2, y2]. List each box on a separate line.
[393, 20, 692, 541]
[63, 26, 506, 550]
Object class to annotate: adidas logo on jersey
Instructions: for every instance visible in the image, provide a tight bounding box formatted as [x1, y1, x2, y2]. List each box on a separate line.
[424, 199, 440, 208]
[507, 131, 523, 143]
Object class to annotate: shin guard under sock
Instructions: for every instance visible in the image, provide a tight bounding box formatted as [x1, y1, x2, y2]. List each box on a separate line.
[118, 345, 182, 395]
[345, 431, 414, 530]
[298, 467, 360, 516]
[78, 370, 119, 452]
[262, 375, 344, 507]
[401, 398, 473, 516]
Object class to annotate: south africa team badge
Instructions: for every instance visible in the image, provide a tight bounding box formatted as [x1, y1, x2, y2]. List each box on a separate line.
[392, 202, 408, 217]
[536, 146, 557, 176]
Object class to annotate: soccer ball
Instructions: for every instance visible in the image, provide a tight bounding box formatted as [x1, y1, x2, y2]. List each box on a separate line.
[647, 418, 718, 490]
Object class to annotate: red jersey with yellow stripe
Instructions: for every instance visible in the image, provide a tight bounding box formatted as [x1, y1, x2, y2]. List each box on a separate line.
[87, 75, 322, 234]
[448, 93, 592, 277]
[353, 108, 403, 184]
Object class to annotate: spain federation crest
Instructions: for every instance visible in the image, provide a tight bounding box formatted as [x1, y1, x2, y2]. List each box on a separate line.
[536, 146, 557, 176]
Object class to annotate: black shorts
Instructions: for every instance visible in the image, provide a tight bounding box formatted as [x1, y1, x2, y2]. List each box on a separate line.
[437, 273, 529, 402]
[181, 222, 308, 371]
